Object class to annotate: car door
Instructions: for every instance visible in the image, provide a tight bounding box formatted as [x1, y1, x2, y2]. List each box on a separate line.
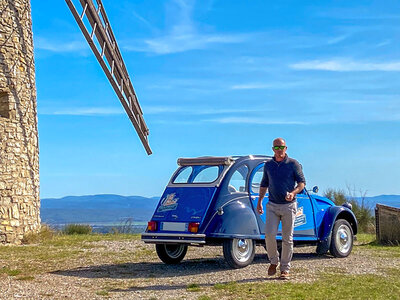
[249, 163, 268, 234]
[293, 190, 317, 240]
[249, 163, 317, 240]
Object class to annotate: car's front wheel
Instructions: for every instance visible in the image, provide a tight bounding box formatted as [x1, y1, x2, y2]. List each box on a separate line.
[155, 244, 188, 264]
[330, 219, 354, 258]
[223, 238, 255, 268]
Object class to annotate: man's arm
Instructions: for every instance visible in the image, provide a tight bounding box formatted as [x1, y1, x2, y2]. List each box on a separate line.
[286, 160, 306, 201]
[257, 186, 267, 214]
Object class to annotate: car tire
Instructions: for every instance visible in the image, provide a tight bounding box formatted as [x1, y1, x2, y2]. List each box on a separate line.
[155, 244, 188, 264]
[223, 238, 255, 269]
[329, 219, 354, 258]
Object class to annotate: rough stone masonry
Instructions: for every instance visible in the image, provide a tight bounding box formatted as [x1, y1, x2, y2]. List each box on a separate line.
[0, 0, 40, 244]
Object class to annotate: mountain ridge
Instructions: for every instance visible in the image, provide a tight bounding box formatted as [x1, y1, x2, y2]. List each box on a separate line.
[40, 193, 400, 225]
[41, 194, 160, 224]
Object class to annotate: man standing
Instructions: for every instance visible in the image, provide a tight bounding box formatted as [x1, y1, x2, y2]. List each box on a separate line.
[256, 138, 306, 279]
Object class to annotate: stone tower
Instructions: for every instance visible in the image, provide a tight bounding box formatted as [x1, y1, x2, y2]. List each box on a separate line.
[0, 0, 40, 244]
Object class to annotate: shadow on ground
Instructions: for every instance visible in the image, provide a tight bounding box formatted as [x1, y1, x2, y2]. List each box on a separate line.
[110, 276, 278, 293]
[52, 251, 333, 280]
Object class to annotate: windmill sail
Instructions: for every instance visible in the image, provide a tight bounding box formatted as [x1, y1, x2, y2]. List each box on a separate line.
[66, 0, 152, 154]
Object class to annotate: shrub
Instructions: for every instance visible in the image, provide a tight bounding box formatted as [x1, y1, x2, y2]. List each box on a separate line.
[22, 224, 55, 244]
[111, 218, 135, 234]
[324, 188, 375, 233]
[63, 224, 92, 235]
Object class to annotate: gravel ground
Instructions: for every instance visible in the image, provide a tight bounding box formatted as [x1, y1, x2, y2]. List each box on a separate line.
[0, 239, 399, 300]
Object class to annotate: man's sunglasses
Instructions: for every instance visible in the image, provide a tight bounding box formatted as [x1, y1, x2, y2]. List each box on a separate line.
[273, 146, 286, 150]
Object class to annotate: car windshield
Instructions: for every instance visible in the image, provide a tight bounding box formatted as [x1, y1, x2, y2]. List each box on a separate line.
[172, 165, 223, 184]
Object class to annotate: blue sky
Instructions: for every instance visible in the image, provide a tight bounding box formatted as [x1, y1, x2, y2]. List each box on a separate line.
[32, 0, 400, 198]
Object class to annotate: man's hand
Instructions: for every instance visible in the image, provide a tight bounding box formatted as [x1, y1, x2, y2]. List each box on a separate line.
[286, 182, 305, 202]
[257, 201, 264, 215]
[285, 192, 295, 202]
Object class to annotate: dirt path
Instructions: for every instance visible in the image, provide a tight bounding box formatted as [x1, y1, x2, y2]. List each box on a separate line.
[0, 239, 398, 299]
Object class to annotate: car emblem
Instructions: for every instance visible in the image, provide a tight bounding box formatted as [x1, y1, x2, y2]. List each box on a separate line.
[157, 193, 179, 212]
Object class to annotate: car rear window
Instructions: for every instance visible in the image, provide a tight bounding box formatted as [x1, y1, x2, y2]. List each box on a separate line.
[172, 165, 223, 184]
[192, 166, 220, 183]
[173, 166, 193, 183]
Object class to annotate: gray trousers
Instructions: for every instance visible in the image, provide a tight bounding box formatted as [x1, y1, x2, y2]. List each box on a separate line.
[264, 201, 297, 272]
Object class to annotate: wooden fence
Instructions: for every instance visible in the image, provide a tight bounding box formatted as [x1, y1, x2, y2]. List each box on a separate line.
[375, 204, 400, 244]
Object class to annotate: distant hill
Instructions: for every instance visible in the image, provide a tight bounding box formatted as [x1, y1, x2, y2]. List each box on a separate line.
[355, 195, 400, 209]
[41, 194, 159, 225]
[40, 193, 400, 226]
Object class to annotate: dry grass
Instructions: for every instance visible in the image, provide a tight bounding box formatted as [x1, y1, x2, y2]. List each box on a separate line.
[21, 224, 55, 244]
[0, 233, 399, 299]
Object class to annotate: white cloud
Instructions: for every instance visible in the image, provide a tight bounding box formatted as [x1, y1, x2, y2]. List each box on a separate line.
[143, 106, 182, 114]
[328, 99, 378, 105]
[290, 59, 400, 72]
[131, 10, 156, 31]
[143, 106, 263, 115]
[40, 105, 263, 117]
[35, 37, 87, 53]
[140, 33, 249, 54]
[326, 34, 350, 45]
[230, 80, 307, 90]
[40, 107, 124, 116]
[231, 83, 276, 90]
[123, 0, 250, 54]
[315, 9, 400, 20]
[375, 40, 391, 47]
[205, 117, 307, 125]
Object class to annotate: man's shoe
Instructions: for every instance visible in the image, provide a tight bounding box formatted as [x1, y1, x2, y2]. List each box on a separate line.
[267, 264, 277, 276]
[279, 271, 290, 280]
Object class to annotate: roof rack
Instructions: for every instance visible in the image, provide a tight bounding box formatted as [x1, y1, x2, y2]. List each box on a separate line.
[177, 155, 273, 166]
[177, 156, 234, 166]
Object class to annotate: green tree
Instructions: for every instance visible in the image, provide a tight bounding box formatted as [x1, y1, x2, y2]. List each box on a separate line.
[324, 187, 375, 233]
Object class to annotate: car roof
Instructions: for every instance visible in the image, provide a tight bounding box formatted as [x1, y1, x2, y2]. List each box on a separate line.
[177, 155, 272, 166]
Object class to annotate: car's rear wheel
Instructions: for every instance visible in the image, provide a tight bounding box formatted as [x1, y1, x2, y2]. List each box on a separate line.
[330, 219, 354, 258]
[155, 244, 188, 264]
[223, 238, 255, 268]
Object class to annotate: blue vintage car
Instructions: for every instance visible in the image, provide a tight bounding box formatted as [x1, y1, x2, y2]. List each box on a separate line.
[141, 155, 358, 268]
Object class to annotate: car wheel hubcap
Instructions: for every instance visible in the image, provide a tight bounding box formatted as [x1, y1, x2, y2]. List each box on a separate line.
[165, 245, 185, 258]
[232, 239, 253, 262]
[335, 224, 352, 254]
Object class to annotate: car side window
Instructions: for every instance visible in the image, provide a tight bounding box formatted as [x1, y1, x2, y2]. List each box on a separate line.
[192, 166, 220, 183]
[228, 165, 248, 193]
[250, 164, 265, 194]
[173, 166, 193, 183]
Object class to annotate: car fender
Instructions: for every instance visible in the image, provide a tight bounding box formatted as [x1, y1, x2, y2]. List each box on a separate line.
[316, 206, 358, 254]
[205, 198, 260, 239]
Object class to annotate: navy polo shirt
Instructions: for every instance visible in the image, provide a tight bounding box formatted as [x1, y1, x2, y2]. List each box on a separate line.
[260, 155, 306, 204]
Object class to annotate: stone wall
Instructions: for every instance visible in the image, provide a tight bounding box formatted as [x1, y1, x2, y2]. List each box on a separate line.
[0, 0, 40, 244]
